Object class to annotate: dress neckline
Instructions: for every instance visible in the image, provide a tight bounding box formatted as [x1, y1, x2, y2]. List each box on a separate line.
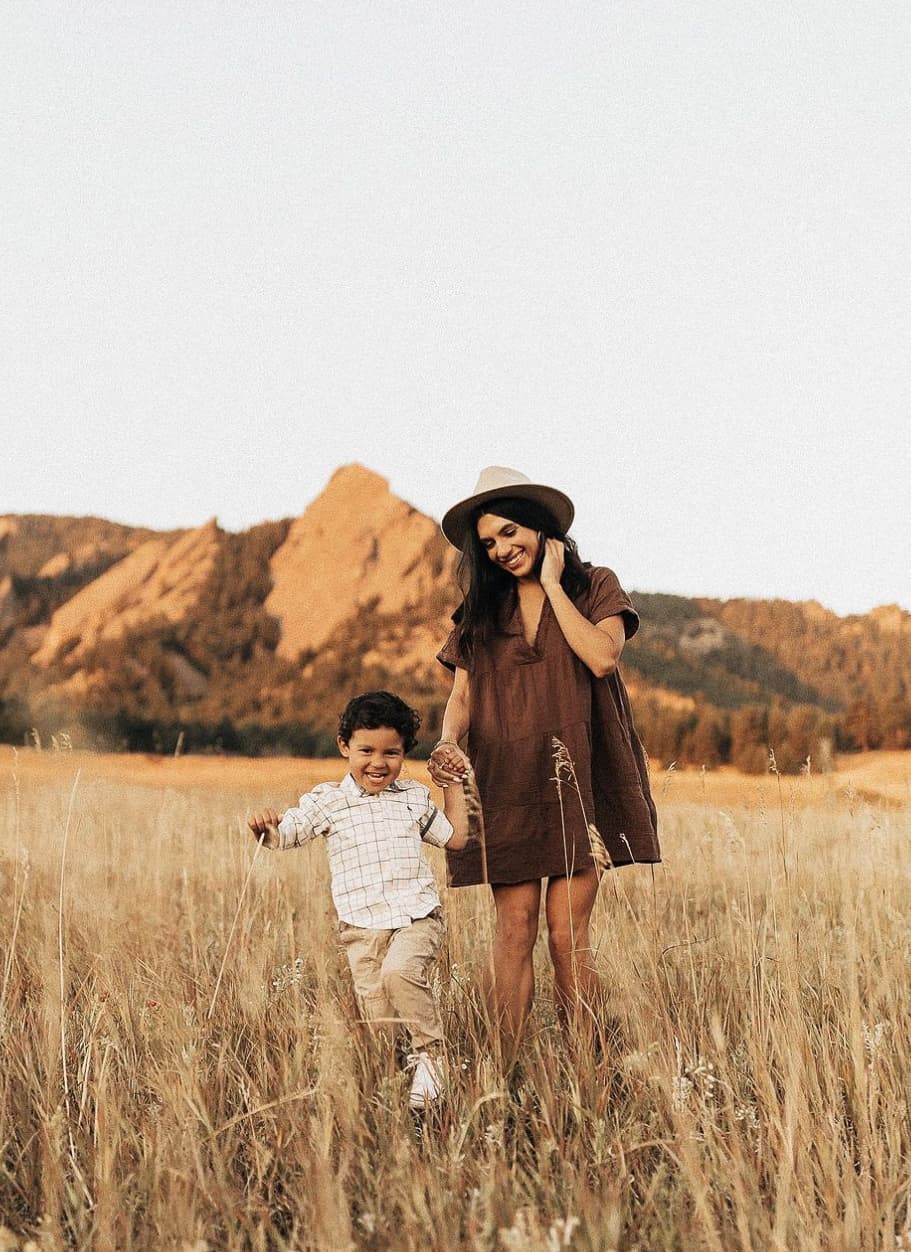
[505, 588, 548, 654]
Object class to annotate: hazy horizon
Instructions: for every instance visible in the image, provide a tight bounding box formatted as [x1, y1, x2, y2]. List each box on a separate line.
[3, 459, 907, 620]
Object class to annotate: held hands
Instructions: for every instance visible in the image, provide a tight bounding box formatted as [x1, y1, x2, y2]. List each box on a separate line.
[539, 536, 566, 591]
[428, 740, 470, 788]
[247, 808, 283, 848]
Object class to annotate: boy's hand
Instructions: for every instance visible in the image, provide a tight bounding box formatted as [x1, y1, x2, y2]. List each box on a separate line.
[248, 809, 283, 847]
[428, 741, 469, 787]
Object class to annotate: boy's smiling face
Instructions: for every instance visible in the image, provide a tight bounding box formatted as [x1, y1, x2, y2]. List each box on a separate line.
[338, 725, 406, 794]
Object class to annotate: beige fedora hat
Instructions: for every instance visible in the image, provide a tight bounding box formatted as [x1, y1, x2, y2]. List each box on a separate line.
[441, 466, 575, 549]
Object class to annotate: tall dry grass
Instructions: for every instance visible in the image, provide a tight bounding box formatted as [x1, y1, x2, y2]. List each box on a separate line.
[1, 748, 910, 1251]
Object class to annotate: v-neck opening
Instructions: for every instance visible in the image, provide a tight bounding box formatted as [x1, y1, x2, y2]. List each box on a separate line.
[517, 591, 548, 653]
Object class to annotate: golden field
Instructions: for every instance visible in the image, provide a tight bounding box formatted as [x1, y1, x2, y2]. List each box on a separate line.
[1, 746, 910, 1251]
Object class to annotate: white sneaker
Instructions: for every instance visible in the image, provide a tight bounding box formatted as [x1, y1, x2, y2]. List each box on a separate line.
[407, 1050, 445, 1110]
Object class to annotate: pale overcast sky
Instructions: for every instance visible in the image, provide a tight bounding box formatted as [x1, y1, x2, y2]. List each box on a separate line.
[2, 2, 909, 616]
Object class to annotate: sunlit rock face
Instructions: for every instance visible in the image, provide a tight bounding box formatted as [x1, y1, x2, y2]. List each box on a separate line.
[265, 463, 455, 661]
[31, 520, 221, 666]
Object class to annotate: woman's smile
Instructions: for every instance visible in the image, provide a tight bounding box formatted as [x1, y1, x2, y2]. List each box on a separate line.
[476, 513, 540, 579]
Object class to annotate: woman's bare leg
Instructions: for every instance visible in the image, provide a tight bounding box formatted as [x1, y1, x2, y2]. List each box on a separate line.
[484, 880, 541, 1063]
[544, 869, 602, 1033]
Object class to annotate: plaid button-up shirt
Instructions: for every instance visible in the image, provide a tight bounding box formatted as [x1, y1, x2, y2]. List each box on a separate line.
[276, 773, 453, 928]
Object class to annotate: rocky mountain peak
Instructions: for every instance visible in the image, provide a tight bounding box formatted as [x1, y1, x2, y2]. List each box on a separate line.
[265, 463, 455, 659]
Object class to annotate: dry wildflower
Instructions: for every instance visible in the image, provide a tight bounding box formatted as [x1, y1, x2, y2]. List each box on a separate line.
[499, 1209, 535, 1249]
[671, 1073, 694, 1113]
[271, 957, 305, 993]
[551, 738, 612, 875]
[862, 1020, 888, 1068]
[734, 1102, 760, 1131]
[499, 1210, 581, 1251]
[734, 1101, 761, 1152]
[547, 1216, 581, 1250]
[616, 830, 636, 863]
[462, 765, 486, 843]
[672, 1037, 718, 1113]
[718, 809, 745, 852]
[586, 823, 611, 876]
[660, 760, 677, 798]
[622, 1045, 659, 1075]
[862, 1020, 886, 1053]
[430, 964, 444, 1012]
[733, 1101, 762, 1156]
[208, 829, 266, 1019]
[551, 736, 573, 780]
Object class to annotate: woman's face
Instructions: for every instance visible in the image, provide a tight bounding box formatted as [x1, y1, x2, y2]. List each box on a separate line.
[476, 512, 542, 580]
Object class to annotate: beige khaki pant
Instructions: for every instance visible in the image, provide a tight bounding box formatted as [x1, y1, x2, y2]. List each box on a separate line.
[339, 911, 445, 1051]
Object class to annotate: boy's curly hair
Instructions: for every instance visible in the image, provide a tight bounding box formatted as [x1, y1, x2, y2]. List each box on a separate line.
[337, 691, 421, 753]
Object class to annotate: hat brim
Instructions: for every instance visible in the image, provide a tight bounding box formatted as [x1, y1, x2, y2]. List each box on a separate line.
[441, 483, 575, 549]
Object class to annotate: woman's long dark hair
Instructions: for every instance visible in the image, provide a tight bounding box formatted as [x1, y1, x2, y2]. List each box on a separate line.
[454, 496, 591, 662]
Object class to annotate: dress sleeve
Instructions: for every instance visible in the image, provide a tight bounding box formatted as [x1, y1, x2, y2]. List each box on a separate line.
[585, 566, 640, 640]
[436, 625, 467, 672]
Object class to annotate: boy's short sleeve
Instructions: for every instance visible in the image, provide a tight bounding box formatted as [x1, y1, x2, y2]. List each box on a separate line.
[436, 625, 467, 673]
[414, 783, 454, 848]
[585, 566, 640, 640]
[277, 789, 332, 849]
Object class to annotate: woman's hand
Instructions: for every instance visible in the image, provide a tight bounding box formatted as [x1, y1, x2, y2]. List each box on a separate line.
[540, 537, 566, 591]
[428, 741, 469, 787]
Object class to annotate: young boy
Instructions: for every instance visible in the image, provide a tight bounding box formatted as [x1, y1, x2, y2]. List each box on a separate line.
[248, 690, 469, 1111]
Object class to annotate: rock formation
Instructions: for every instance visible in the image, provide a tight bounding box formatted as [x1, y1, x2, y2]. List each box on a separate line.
[31, 521, 221, 666]
[265, 464, 456, 660]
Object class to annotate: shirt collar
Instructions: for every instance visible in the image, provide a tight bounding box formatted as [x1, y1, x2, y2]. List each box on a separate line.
[341, 772, 405, 798]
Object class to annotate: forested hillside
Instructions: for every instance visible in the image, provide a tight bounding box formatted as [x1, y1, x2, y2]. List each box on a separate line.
[623, 593, 911, 770]
[2, 469, 908, 770]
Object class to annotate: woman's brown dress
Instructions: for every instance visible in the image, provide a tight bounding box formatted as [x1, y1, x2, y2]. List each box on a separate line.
[437, 566, 659, 886]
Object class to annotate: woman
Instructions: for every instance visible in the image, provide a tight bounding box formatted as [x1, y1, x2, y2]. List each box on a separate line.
[428, 466, 659, 1057]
